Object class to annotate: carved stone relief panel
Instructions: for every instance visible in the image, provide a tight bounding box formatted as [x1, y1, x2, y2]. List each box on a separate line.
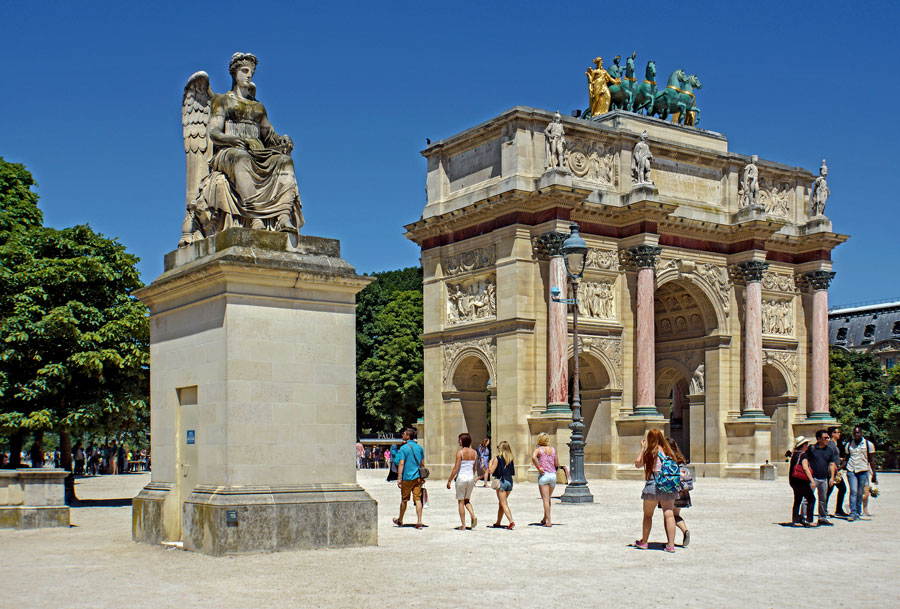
[577, 279, 616, 320]
[446, 275, 496, 325]
[585, 248, 621, 271]
[759, 178, 792, 219]
[443, 337, 498, 388]
[762, 299, 794, 336]
[580, 336, 622, 386]
[565, 139, 618, 187]
[444, 245, 496, 277]
[763, 348, 798, 392]
[761, 271, 797, 293]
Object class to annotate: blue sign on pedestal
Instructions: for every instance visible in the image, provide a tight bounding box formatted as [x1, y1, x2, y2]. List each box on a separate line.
[186, 430, 195, 444]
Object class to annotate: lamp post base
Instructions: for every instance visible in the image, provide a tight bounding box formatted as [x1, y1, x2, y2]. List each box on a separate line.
[559, 483, 594, 504]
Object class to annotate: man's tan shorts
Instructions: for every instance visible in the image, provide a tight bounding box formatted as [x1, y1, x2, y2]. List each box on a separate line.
[400, 478, 424, 503]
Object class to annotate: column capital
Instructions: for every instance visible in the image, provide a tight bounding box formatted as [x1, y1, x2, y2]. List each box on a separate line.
[804, 270, 836, 291]
[627, 245, 663, 268]
[736, 260, 769, 283]
[534, 231, 568, 259]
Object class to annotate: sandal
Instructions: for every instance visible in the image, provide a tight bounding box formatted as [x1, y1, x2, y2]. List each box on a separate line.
[471, 517, 478, 529]
[507, 522, 515, 530]
[414, 524, 424, 530]
[392, 518, 403, 527]
[455, 526, 466, 531]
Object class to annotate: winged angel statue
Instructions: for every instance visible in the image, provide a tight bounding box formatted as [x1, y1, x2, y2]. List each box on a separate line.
[179, 52, 304, 247]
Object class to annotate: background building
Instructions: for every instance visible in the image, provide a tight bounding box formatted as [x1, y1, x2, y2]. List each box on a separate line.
[829, 300, 900, 370]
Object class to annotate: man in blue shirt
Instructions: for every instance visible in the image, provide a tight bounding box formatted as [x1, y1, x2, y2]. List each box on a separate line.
[393, 427, 426, 529]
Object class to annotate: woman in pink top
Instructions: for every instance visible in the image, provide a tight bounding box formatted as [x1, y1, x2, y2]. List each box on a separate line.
[531, 433, 559, 527]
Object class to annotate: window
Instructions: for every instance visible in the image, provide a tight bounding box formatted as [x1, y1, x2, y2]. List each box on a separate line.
[893, 321, 900, 335]
[864, 324, 876, 338]
[886, 358, 896, 370]
[836, 327, 848, 341]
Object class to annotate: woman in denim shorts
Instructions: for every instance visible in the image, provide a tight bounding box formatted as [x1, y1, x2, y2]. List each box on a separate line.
[488, 441, 516, 529]
[633, 429, 679, 552]
[531, 433, 559, 527]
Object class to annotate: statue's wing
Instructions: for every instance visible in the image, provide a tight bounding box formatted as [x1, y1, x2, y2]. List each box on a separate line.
[182, 71, 213, 209]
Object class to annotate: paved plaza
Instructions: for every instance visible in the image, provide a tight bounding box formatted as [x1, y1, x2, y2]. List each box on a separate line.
[1, 470, 894, 608]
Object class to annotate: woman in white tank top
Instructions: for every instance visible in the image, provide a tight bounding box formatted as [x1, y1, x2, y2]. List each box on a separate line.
[447, 432, 479, 530]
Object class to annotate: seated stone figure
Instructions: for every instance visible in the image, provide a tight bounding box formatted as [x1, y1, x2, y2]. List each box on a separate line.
[180, 52, 304, 246]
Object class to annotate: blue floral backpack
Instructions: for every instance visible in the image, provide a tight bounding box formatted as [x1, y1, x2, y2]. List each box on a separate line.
[655, 451, 681, 494]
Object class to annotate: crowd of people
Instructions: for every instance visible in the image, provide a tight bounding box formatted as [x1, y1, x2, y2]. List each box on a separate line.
[788, 425, 878, 526]
[379, 422, 880, 551]
[0, 441, 150, 474]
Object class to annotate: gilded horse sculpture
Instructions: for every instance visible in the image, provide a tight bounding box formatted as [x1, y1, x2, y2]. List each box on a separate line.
[179, 52, 304, 247]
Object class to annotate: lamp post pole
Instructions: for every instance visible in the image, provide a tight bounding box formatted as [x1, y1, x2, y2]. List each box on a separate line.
[559, 224, 593, 504]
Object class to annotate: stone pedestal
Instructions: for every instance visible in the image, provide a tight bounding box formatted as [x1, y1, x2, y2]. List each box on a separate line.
[132, 228, 377, 555]
[723, 418, 772, 478]
[0, 469, 70, 529]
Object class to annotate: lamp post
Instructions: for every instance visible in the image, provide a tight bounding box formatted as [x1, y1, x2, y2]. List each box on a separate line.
[552, 223, 594, 504]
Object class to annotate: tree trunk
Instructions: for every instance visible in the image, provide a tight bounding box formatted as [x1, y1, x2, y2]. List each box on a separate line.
[30, 431, 44, 467]
[8, 430, 25, 468]
[59, 431, 73, 471]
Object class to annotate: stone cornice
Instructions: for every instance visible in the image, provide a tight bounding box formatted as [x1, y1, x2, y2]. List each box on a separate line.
[422, 319, 537, 346]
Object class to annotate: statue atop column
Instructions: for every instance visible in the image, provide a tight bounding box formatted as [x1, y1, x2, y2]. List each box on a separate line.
[585, 56, 621, 119]
[738, 155, 760, 208]
[631, 131, 653, 186]
[179, 52, 305, 247]
[544, 111, 568, 171]
[810, 159, 830, 217]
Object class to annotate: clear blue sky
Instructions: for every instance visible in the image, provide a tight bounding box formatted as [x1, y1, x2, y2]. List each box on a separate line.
[2, 1, 898, 307]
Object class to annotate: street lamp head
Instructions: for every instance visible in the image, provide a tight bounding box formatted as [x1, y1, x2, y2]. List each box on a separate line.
[562, 223, 587, 279]
[550, 286, 561, 299]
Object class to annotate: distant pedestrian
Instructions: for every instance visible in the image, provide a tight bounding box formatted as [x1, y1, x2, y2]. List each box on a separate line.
[806, 430, 838, 526]
[788, 436, 816, 527]
[477, 438, 491, 487]
[665, 437, 692, 547]
[826, 426, 848, 517]
[386, 444, 399, 482]
[393, 428, 426, 530]
[846, 426, 877, 521]
[74, 444, 85, 475]
[633, 429, 679, 552]
[446, 433, 478, 530]
[356, 440, 364, 470]
[488, 440, 515, 529]
[531, 433, 558, 527]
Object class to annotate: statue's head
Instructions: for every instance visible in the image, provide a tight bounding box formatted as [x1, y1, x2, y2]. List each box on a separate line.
[554, 110, 562, 122]
[229, 52, 258, 87]
[640, 130, 648, 142]
[613, 55, 621, 66]
[593, 56, 603, 68]
[751, 154, 758, 164]
[820, 159, 828, 176]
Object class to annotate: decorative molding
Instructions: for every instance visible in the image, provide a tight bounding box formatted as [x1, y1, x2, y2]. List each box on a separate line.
[803, 270, 835, 291]
[447, 275, 496, 325]
[443, 336, 497, 388]
[695, 263, 731, 314]
[533, 232, 567, 260]
[759, 178, 792, 219]
[627, 245, 662, 269]
[762, 299, 794, 336]
[443, 245, 496, 277]
[764, 348, 799, 392]
[736, 260, 769, 283]
[690, 362, 705, 395]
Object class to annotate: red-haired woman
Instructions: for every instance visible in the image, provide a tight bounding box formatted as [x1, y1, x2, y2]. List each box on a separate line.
[633, 429, 679, 552]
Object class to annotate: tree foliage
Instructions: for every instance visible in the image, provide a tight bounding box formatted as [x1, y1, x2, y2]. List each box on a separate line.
[356, 267, 423, 434]
[829, 348, 900, 452]
[0, 158, 148, 439]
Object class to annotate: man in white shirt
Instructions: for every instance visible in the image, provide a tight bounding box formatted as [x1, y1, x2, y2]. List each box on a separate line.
[846, 426, 878, 521]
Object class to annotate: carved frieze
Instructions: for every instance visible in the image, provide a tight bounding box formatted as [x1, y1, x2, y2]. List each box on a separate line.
[764, 348, 798, 391]
[577, 280, 616, 320]
[582, 336, 622, 372]
[690, 362, 705, 395]
[447, 275, 496, 325]
[761, 271, 797, 293]
[444, 245, 496, 277]
[762, 299, 794, 336]
[585, 248, 621, 271]
[443, 336, 498, 387]
[694, 263, 731, 314]
[566, 139, 617, 187]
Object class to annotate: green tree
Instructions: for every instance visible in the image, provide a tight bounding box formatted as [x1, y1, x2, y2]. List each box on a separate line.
[0, 158, 148, 467]
[829, 348, 895, 450]
[357, 290, 424, 433]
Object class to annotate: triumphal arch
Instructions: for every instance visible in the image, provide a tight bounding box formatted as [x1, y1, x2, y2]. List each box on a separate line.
[405, 104, 847, 480]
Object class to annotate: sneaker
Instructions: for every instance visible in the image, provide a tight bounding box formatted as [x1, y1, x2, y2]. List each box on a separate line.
[423, 502, 430, 509]
[664, 545, 676, 553]
[634, 540, 649, 550]
[818, 519, 833, 526]
[835, 510, 849, 518]
[848, 514, 860, 522]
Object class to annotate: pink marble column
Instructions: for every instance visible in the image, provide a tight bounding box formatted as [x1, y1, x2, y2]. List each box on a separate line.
[806, 271, 835, 419]
[547, 254, 569, 411]
[738, 260, 768, 418]
[631, 245, 661, 416]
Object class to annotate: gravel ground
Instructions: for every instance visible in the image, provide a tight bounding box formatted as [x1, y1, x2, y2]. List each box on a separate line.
[0, 469, 894, 608]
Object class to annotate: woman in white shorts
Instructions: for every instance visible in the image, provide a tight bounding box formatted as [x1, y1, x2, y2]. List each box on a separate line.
[531, 432, 559, 527]
[446, 432, 478, 530]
